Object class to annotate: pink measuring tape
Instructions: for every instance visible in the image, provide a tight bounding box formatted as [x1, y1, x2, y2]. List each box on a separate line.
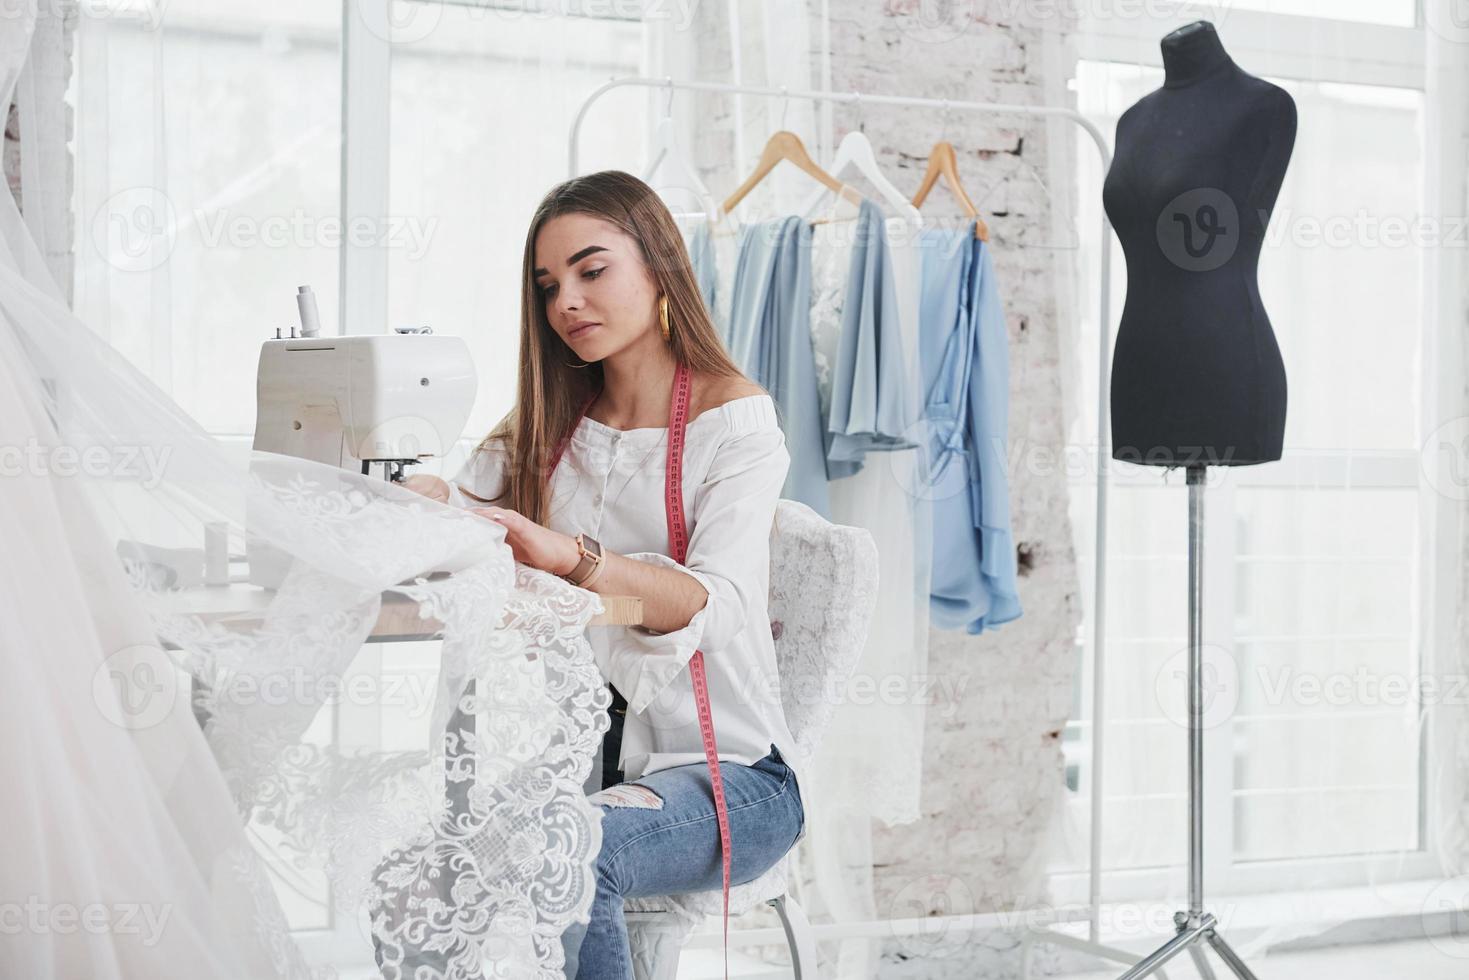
[664, 362, 734, 977]
[550, 364, 733, 976]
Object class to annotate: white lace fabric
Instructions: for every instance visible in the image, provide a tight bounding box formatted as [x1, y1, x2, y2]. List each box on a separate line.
[809, 208, 852, 421]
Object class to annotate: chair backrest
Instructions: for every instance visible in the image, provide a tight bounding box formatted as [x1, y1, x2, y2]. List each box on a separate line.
[620, 502, 879, 922]
[765, 499, 879, 762]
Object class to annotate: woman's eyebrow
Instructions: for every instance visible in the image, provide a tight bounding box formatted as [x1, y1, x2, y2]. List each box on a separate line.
[534, 245, 609, 278]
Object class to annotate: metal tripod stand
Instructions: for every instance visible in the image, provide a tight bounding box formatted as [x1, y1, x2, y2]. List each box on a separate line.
[1115, 465, 1259, 980]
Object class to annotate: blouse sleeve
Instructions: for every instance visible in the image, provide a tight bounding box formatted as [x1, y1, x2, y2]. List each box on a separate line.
[443, 440, 508, 510]
[826, 198, 918, 475]
[613, 421, 790, 715]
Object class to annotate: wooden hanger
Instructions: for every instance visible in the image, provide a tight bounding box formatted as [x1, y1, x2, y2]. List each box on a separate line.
[911, 140, 989, 241]
[721, 130, 864, 218]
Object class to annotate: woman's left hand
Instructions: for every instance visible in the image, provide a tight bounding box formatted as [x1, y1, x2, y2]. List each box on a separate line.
[470, 506, 578, 576]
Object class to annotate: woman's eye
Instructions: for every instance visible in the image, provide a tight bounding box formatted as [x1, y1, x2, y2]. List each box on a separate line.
[539, 268, 600, 298]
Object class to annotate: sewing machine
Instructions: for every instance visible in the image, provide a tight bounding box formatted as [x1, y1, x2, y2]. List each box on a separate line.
[253, 328, 478, 479]
[248, 327, 478, 588]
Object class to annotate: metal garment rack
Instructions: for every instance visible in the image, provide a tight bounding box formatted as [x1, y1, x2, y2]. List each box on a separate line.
[568, 76, 1132, 975]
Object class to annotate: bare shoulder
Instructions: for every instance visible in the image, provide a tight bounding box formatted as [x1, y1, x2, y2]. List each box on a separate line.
[693, 372, 767, 414]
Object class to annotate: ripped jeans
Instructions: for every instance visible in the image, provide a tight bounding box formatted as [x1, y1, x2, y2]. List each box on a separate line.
[560, 743, 805, 979]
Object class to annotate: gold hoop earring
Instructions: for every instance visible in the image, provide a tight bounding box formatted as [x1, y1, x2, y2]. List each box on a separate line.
[659, 295, 671, 343]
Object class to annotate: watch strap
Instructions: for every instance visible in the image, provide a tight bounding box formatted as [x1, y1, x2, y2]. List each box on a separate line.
[565, 533, 603, 586]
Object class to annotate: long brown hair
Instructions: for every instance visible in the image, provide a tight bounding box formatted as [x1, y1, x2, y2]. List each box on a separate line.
[476, 170, 746, 526]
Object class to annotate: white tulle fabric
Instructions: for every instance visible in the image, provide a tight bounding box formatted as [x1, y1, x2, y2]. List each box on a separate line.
[0, 6, 607, 978]
[624, 499, 877, 929]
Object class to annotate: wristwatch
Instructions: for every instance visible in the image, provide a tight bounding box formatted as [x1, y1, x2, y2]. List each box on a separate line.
[563, 532, 604, 587]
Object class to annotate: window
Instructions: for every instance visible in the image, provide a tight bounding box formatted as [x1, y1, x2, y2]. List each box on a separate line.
[74, 0, 654, 959]
[76, 0, 647, 441]
[74, 0, 343, 436]
[384, 1, 646, 437]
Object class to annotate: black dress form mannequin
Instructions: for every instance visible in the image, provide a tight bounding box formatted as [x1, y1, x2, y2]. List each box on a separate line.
[1103, 20, 1295, 466]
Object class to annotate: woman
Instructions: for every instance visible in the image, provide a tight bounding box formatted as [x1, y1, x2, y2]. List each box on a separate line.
[405, 170, 805, 978]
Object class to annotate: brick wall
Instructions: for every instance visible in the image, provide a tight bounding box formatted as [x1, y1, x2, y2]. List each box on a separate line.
[837, 8, 1083, 977]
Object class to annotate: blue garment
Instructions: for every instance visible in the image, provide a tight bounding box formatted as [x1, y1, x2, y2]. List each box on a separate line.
[687, 221, 719, 332]
[693, 203, 917, 516]
[918, 225, 1022, 633]
[723, 215, 832, 516]
[825, 199, 918, 476]
[561, 745, 805, 980]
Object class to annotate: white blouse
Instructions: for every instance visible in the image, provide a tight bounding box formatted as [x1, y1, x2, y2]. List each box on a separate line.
[443, 394, 803, 786]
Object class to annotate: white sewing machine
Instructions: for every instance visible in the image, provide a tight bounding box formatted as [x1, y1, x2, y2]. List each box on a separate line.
[248, 327, 478, 588]
[253, 328, 477, 478]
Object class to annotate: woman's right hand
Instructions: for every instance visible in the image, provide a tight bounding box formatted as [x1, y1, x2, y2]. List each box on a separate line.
[402, 474, 451, 503]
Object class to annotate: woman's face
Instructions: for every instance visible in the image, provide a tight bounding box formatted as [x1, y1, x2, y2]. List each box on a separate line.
[534, 213, 658, 362]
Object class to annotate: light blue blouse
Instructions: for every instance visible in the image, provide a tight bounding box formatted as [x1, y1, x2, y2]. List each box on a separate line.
[918, 225, 1022, 633]
[824, 199, 918, 475]
[722, 214, 832, 516]
[688, 221, 718, 329]
[689, 200, 916, 517]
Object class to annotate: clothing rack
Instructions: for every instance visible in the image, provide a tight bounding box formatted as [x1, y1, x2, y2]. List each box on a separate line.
[568, 76, 1124, 973]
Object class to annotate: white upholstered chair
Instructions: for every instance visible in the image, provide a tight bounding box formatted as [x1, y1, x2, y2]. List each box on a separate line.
[622, 498, 879, 980]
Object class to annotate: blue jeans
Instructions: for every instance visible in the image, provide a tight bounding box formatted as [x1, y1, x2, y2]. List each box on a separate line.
[562, 744, 804, 979]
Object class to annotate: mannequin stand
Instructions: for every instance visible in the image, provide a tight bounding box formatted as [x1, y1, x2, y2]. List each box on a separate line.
[1115, 465, 1259, 980]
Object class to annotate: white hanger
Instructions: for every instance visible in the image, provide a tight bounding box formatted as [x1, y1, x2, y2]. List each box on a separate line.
[643, 80, 720, 223]
[799, 98, 922, 229]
